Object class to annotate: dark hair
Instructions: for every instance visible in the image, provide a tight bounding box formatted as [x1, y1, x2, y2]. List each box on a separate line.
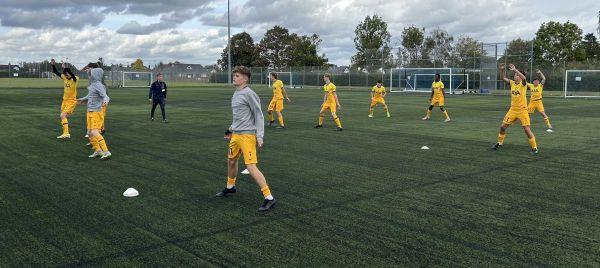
[435, 73, 440, 78]
[377, 80, 382, 84]
[63, 68, 77, 82]
[270, 72, 278, 79]
[233, 66, 251, 79]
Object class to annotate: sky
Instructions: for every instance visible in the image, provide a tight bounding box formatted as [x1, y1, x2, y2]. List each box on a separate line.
[0, 0, 598, 67]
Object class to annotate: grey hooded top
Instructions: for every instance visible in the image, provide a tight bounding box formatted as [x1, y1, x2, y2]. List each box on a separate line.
[78, 68, 109, 112]
[229, 87, 264, 143]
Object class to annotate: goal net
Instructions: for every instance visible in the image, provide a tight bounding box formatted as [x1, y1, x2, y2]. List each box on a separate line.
[122, 72, 152, 88]
[268, 72, 302, 88]
[389, 68, 465, 94]
[564, 70, 600, 98]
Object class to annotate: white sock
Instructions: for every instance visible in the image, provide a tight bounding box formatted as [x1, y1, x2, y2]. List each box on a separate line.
[266, 194, 274, 200]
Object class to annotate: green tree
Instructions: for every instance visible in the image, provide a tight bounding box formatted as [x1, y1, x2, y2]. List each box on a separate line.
[257, 26, 296, 69]
[582, 33, 600, 61]
[290, 34, 328, 66]
[131, 58, 146, 71]
[499, 38, 533, 71]
[453, 36, 484, 68]
[351, 15, 393, 71]
[534, 21, 585, 64]
[218, 32, 260, 69]
[399, 25, 433, 67]
[428, 28, 454, 67]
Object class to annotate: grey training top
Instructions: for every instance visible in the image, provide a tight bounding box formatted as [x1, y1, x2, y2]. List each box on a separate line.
[78, 68, 109, 112]
[229, 87, 264, 143]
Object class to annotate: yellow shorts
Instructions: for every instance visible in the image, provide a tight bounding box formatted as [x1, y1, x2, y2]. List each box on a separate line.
[86, 111, 105, 130]
[61, 100, 77, 114]
[321, 102, 337, 113]
[370, 98, 386, 106]
[228, 133, 258, 165]
[502, 109, 530, 126]
[528, 100, 544, 114]
[268, 98, 284, 112]
[431, 96, 445, 106]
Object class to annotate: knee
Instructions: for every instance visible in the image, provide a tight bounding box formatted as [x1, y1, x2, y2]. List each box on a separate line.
[246, 164, 258, 172]
[228, 159, 237, 167]
[60, 113, 67, 119]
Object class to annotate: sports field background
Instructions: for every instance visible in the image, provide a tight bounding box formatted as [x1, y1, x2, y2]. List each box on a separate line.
[1, 79, 599, 266]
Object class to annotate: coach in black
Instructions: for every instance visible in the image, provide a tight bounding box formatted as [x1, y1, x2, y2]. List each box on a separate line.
[149, 73, 168, 123]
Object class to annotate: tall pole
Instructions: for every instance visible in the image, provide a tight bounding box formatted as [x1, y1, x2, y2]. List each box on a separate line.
[227, 0, 232, 84]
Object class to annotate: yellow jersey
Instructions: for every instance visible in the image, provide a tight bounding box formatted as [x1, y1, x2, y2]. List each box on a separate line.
[324, 82, 337, 103]
[432, 81, 445, 97]
[272, 79, 284, 100]
[372, 85, 386, 98]
[528, 83, 544, 101]
[61, 74, 79, 101]
[510, 80, 528, 110]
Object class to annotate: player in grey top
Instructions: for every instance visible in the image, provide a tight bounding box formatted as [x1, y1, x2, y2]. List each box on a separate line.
[77, 67, 111, 159]
[216, 66, 276, 212]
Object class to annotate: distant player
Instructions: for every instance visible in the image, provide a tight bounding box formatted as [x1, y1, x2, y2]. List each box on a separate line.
[314, 73, 343, 131]
[149, 73, 168, 123]
[77, 66, 112, 159]
[51, 59, 79, 139]
[492, 63, 538, 154]
[267, 72, 290, 128]
[215, 66, 276, 212]
[422, 73, 451, 122]
[528, 69, 553, 132]
[368, 80, 390, 118]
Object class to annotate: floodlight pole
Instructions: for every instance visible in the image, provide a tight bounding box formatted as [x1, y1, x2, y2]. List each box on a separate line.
[227, 0, 232, 84]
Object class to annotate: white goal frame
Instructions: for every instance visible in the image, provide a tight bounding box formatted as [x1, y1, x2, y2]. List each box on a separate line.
[122, 71, 153, 88]
[389, 68, 453, 93]
[268, 72, 301, 89]
[564, 70, 600, 98]
[413, 74, 469, 94]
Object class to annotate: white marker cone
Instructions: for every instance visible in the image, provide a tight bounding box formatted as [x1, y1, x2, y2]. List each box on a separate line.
[123, 188, 139, 197]
[421, 146, 430, 150]
[241, 169, 250, 174]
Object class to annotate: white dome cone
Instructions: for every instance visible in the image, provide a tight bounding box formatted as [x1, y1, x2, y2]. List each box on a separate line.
[123, 188, 139, 197]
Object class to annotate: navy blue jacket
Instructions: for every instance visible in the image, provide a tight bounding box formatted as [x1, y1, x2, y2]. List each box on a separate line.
[149, 81, 167, 100]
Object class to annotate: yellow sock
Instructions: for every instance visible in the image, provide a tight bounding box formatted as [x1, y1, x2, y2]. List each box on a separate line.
[227, 177, 236, 188]
[318, 115, 324, 125]
[261, 186, 272, 199]
[97, 134, 109, 152]
[61, 118, 69, 135]
[334, 117, 342, 128]
[443, 110, 449, 119]
[528, 137, 537, 149]
[544, 117, 552, 128]
[426, 110, 432, 118]
[498, 133, 506, 145]
[90, 136, 100, 151]
[269, 113, 274, 122]
[278, 115, 284, 126]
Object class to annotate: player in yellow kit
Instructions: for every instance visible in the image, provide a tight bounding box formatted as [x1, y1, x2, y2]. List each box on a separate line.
[267, 72, 291, 129]
[492, 63, 538, 154]
[528, 69, 553, 132]
[368, 80, 390, 118]
[422, 74, 451, 122]
[51, 59, 79, 139]
[314, 73, 343, 131]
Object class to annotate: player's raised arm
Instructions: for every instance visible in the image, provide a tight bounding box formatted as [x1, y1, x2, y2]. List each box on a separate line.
[500, 63, 510, 84]
[50, 59, 62, 77]
[509, 64, 527, 85]
[537, 69, 546, 85]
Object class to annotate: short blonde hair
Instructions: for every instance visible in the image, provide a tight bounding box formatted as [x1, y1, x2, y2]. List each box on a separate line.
[323, 73, 332, 79]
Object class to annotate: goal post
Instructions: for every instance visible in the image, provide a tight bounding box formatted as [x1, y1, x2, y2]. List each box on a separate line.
[413, 74, 470, 94]
[564, 70, 600, 98]
[122, 72, 153, 88]
[268, 72, 302, 88]
[389, 68, 454, 93]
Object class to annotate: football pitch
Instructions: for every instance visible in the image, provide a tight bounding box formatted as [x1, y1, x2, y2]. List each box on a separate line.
[1, 80, 599, 266]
